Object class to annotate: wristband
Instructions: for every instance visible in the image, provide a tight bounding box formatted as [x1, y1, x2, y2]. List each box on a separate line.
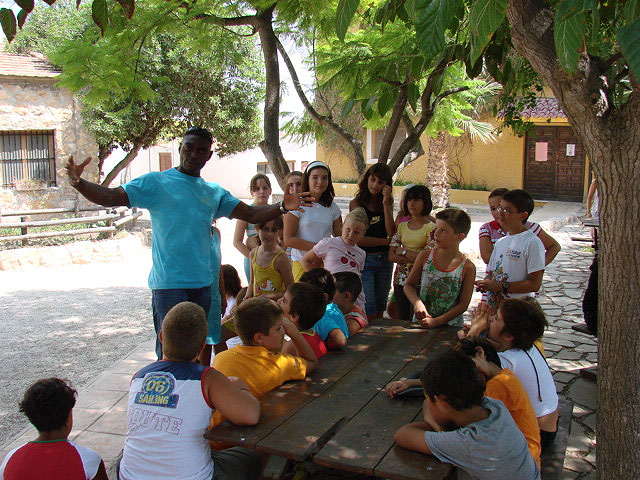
[279, 200, 288, 214]
[502, 281, 510, 295]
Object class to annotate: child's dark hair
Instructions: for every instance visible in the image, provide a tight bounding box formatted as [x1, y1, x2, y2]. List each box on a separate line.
[235, 297, 283, 345]
[19, 378, 77, 432]
[257, 215, 283, 231]
[334, 271, 362, 301]
[235, 286, 248, 307]
[249, 173, 271, 193]
[402, 185, 433, 217]
[488, 187, 509, 199]
[499, 298, 548, 350]
[299, 267, 336, 304]
[502, 189, 535, 219]
[435, 208, 471, 235]
[454, 337, 502, 368]
[162, 302, 208, 361]
[420, 350, 485, 410]
[184, 126, 213, 144]
[303, 162, 335, 207]
[286, 283, 326, 330]
[354, 163, 393, 211]
[285, 171, 304, 182]
[222, 264, 242, 298]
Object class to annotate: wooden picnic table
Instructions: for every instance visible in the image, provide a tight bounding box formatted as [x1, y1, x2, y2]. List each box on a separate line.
[205, 320, 460, 479]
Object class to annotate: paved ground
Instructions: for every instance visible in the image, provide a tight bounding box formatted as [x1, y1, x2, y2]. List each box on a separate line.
[0, 201, 596, 478]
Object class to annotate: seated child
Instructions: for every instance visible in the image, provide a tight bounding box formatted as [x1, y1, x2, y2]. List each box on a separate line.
[280, 282, 328, 359]
[333, 271, 368, 335]
[479, 188, 560, 266]
[455, 337, 541, 466]
[213, 296, 318, 398]
[300, 207, 368, 311]
[0, 378, 107, 480]
[300, 268, 350, 349]
[403, 208, 476, 328]
[475, 189, 545, 312]
[246, 217, 293, 301]
[120, 301, 262, 480]
[384, 336, 541, 466]
[393, 350, 540, 480]
[489, 298, 558, 451]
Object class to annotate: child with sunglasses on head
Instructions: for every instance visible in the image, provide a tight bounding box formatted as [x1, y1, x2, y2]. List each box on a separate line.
[245, 216, 293, 302]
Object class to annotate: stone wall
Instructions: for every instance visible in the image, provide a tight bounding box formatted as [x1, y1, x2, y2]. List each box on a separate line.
[0, 78, 99, 212]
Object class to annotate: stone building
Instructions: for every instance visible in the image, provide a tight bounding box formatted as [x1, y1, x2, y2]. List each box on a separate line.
[0, 52, 98, 212]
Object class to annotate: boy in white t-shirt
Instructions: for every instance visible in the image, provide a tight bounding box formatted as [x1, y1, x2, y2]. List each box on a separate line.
[475, 189, 545, 311]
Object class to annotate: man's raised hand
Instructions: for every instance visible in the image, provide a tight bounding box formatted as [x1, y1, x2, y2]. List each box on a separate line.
[282, 183, 314, 212]
[66, 156, 92, 187]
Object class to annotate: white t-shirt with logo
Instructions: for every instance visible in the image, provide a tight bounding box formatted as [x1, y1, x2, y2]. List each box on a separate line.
[486, 230, 545, 307]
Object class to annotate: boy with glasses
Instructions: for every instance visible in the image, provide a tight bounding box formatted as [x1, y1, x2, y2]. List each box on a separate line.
[475, 189, 545, 311]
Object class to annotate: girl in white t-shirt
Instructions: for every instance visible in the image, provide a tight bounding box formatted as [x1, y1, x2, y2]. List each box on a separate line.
[284, 161, 343, 281]
[488, 297, 559, 452]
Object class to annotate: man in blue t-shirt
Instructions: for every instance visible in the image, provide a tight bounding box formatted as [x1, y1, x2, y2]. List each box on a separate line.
[66, 127, 313, 360]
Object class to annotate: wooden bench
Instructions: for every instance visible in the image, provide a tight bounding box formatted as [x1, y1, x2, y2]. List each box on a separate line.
[540, 396, 574, 480]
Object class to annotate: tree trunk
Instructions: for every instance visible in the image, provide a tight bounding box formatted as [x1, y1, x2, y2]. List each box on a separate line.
[507, 0, 640, 476]
[97, 144, 114, 180]
[255, 9, 289, 189]
[425, 132, 449, 207]
[101, 144, 142, 187]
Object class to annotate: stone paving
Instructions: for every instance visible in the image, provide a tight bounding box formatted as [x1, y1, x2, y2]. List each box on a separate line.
[0, 213, 597, 479]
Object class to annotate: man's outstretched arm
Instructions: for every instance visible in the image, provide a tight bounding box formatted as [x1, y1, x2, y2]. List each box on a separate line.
[66, 156, 130, 207]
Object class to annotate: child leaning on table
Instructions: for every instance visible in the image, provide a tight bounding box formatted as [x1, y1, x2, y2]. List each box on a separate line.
[279, 282, 329, 360]
[393, 350, 540, 480]
[299, 268, 350, 349]
[333, 271, 368, 335]
[120, 301, 262, 480]
[0, 378, 108, 480]
[403, 208, 476, 328]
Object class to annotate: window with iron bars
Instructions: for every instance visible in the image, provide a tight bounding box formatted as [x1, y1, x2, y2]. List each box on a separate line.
[0, 130, 56, 188]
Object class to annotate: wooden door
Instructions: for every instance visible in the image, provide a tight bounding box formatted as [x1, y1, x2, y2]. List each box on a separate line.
[524, 126, 585, 201]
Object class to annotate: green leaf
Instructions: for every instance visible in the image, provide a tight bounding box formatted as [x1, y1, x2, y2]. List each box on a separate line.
[469, 0, 509, 63]
[554, 0, 586, 73]
[42, 0, 56, 5]
[622, 0, 640, 23]
[342, 99, 356, 117]
[617, 16, 640, 80]
[415, 0, 453, 61]
[378, 90, 394, 117]
[92, 0, 108, 35]
[115, 0, 135, 19]
[14, 0, 34, 13]
[407, 84, 419, 112]
[0, 8, 17, 42]
[336, 0, 359, 42]
[17, 8, 28, 29]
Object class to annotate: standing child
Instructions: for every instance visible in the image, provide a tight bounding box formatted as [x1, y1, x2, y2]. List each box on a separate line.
[234, 173, 272, 282]
[479, 188, 560, 266]
[279, 282, 329, 360]
[404, 208, 476, 328]
[350, 163, 395, 322]
[300, 207, 368, 310]
[393, 350, 540, 479]
[0, 378, 108, 480]
[246, 216, 293, 301]
[284, 162, 342, 281]
[489, 298, 559, 450]
[333, 271, 368, 335]
[389, 185, 436, 321]
[475, 189, 546, 311]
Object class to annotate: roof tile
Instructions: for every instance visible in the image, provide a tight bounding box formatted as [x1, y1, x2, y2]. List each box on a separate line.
[0, 52, 60, 78]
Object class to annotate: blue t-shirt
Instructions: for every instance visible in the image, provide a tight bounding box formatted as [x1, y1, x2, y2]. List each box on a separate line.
[424, 397, 540, 480]
[313, 303, 350, 341]
[122, 168, 240, 289]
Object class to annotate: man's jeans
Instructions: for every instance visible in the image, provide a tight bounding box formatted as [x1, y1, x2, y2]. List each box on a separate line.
[151, 286, 211, 359]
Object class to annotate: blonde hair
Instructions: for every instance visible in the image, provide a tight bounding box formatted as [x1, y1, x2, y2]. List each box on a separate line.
[345, 207, 369, 230]
[162, 302, 207, 361]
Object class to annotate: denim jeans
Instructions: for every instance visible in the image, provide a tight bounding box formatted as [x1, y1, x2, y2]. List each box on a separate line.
[361, 252, 394, 316]
[151, 286, 211, 359]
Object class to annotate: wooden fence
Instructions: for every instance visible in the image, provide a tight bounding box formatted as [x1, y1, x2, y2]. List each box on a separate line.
[0, 206, 142, 245]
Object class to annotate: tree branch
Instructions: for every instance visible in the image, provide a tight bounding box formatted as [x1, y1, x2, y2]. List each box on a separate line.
[377, 81, 408, 164]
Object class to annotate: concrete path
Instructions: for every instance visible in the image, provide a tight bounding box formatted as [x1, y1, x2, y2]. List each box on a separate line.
[0, 200, 596, 479]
